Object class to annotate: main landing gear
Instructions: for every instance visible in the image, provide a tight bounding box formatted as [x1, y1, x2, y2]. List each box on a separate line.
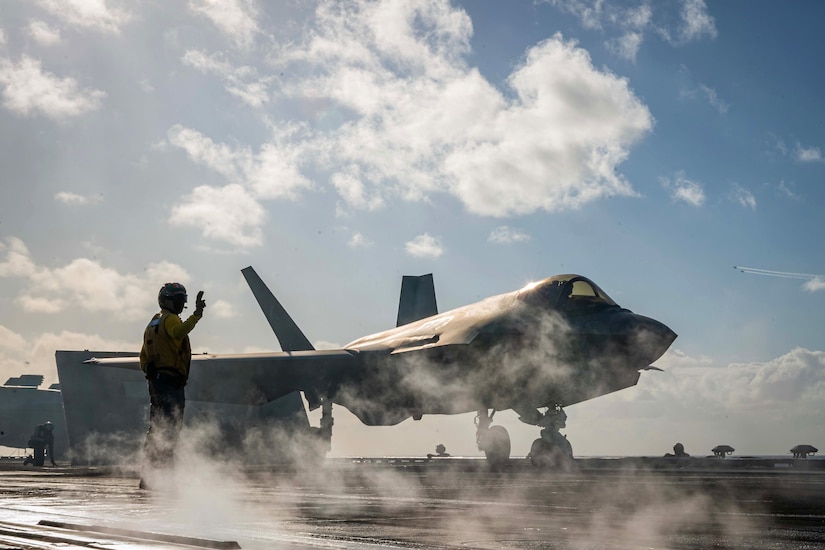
[522, 404, 574, 469]
[475, 409, 511, 469]
[300, 395, 334, 463]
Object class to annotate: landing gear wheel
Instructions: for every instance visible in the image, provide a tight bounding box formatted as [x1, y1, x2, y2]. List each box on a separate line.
[529, 437, 573, 469]
[482, 425, 511, 469]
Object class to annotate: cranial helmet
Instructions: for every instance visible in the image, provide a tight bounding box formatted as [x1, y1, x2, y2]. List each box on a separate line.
[158, 282, 187, 314]
[44, 421, 54, 431]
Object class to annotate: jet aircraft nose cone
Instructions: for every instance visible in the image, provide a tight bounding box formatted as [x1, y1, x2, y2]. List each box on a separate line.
[634, 316, 677, 365]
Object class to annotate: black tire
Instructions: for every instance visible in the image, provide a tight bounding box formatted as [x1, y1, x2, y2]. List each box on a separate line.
[529, 437, 574, 469]
[529, 438, 553, 468]
[483, 425, 511, 468]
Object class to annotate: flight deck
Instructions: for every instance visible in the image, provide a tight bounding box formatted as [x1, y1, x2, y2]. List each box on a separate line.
[2, 456, 825, 549]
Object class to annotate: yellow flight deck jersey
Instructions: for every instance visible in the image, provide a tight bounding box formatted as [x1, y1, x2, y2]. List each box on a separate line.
[140, 309, 202, 382]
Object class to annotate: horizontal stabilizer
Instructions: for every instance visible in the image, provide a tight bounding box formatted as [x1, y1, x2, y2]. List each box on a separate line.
[396, 274, 438, 327]
[242, 266, 315, 352]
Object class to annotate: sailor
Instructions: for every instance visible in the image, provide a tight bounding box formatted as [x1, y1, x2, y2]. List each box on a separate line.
[139, 282, 205, 489]
[427, 443, 451, 459]
[664, 442, 690, 457]
[23, 421, 56, 467]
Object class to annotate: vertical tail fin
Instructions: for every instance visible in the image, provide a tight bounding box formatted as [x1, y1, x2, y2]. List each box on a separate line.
[241, 266, 315, 352]
[396, 274, 438, 327]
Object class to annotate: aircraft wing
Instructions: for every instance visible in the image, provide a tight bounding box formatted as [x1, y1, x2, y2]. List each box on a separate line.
[85, 350, 358, 405]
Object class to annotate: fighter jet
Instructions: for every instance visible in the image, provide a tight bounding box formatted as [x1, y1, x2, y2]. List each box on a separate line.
[78, 268, 675, 467]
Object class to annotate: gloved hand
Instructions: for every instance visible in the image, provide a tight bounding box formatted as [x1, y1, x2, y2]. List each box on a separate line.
[194, 290, 206, 316]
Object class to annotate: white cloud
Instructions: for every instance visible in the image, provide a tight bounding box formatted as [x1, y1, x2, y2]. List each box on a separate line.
[660, 171, 705, 206]
[182, 50, 272, 107]
[777, 180, 799, 200]
[796, 144, 822, 162]
[332, 171, 385, 211]
[542, 1, 714, 55]
[348, 232, 373, 248]
[698, 84, 728, 114]
[405, 233, 443, 259]
[542, 0, 652, 33]
[36, 0, 131, 33]
[55, 191, 102, 205]
[679, 0, 717, 42]
[0, 325, 27, 352]
[575, 346, 825, 455]
[169, 1, 652, 247]
[656, 348, 714, 370]
[769, 136, 823, 163]
[0, 328, 137, 386]
[0, 237, 38, 277]
[27, 20, 61, 45]
[606, 32, 643, 62]
[0, 56, 106, 119]
[167, 124, 244, 181]
[659, 348, 825, 411]
[166, 124, 314, 248]
[250, 141, 314, 200]
[188, 0, 260, 50]
[167, 125, 313, 201]
[138, 79, 154, 93]
[730, 183, 756, 210]
[209, 299, 235, 318]
[0, 237, 190, 320]
[444, 35, 651, 217]
[803, 277, 825, 292]
[488, 226, 530, 244]
[170, 184, 266, 249]
[679, 82, 729, 114]
[281, 3, 651, 216]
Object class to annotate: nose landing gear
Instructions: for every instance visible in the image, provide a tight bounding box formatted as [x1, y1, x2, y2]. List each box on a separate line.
[522, 405, 574, 469]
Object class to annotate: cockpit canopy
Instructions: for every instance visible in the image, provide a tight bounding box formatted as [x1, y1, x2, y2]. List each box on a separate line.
[517, 275, 618, 314]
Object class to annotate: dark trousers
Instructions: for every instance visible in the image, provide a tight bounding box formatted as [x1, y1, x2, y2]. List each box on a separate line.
[142, 375, 186, 471]
[33, 444, 45, 466]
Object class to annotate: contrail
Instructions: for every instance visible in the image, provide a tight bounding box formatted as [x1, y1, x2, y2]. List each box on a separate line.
[733, 266, 822, 280]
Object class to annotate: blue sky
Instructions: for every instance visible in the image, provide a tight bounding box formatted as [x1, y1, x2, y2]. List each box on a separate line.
[1, 0, 824, 458]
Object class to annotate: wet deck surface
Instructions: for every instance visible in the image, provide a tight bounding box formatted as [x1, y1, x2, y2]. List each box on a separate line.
[2, 458, 825, 549]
